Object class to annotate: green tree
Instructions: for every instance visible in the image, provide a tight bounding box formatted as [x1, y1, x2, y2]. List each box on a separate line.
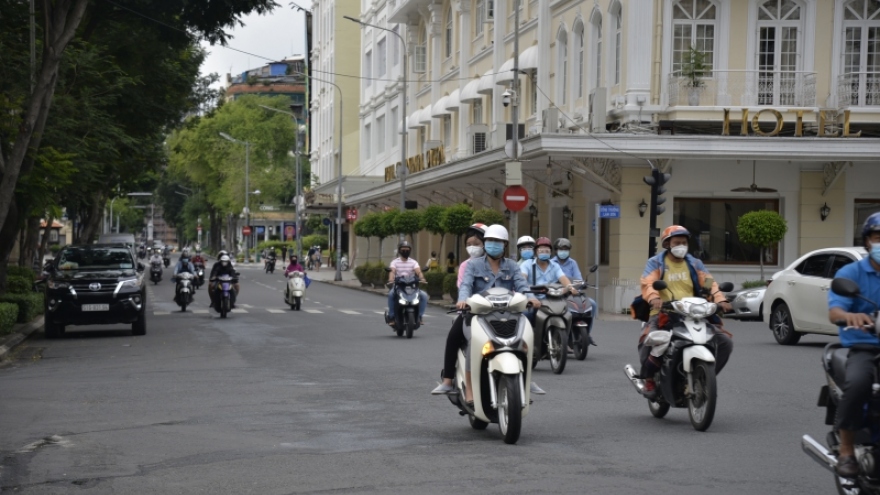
[421, 204, 447, 260]
[472, 208, 506, 227]
[441, 203, 474, 261]
[393, 210, 422, 246]
[354, 212, 379, 263]
[736, 210, 788, 280]
[377, 209, 400, 260]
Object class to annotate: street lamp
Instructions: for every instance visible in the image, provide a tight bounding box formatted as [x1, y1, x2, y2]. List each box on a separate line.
[344, 15, 408, 240]
[219, 132, 251, 262]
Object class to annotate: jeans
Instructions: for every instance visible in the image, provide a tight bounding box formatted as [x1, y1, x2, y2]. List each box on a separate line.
[835, 348, 879, 431]
[387, 289, 428, 319]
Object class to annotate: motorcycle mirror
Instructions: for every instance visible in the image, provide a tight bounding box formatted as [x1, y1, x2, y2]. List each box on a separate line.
[589, 265, 599, 273]
[831, 277, 861, 298]
[717, 282, 734, 293]
[652, 280, 668, 291]
[384, 267, 392, 273]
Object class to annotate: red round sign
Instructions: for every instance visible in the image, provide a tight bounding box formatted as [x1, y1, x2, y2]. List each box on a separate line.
[503, 186, 529, 212]
[242, 226, 252, 236]
[197, 226, 202, 232]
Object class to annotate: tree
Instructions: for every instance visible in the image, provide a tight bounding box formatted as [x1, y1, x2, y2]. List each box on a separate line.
[441, 203, 474, 261]
[354, 212, 379, 263]
[421, 204, 447, 259]
[472, 208, 506, 227]
[377, 209, 400, 260]
[393, 210, 422, 246]
[736, 210, 788, 281]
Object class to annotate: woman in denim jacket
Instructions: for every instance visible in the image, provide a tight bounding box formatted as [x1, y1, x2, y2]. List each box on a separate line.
[431, 225, 542, 401]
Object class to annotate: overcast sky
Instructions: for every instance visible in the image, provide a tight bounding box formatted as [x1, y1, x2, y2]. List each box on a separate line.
[199, 7, 307, 87]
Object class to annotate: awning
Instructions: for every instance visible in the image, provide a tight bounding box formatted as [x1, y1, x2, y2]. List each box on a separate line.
[460, 78, 482, 103]
[418, 105, 433, 124]
[495, 58, 515, 84]
[432, 95, 451, 117]
[519, 44, 539, 70]
[477, 72, 495, 94]
[445, 89, 460, 111]
[407, 110, 424, 129]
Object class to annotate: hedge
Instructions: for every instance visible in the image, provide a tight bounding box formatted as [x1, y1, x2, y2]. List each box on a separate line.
[302, 234, 328, 250]
[443, 273, 459, 302]
[0, 302, 17, 335]
[0, 293, 44, 323]
[424, 271, 447, 299]
[6, 275, 33, 294]
[256, 240, 297, 252]
[6, 266, 36, 280]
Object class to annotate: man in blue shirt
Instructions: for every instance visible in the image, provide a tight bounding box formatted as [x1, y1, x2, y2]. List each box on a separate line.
[552, 237, 599, 325]
[827, 211, 880, 478]
[521, 237, 577, 328]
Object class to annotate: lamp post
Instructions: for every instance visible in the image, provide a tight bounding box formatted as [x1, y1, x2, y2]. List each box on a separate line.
[218, 132, 251, 262]
[344, 15, 407, 241]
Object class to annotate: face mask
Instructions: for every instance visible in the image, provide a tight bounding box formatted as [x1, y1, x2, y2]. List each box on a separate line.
[399, 251, 410, 259]
[557, 250, 570, 260]
[871, 242, 880, 264]
[670, 245, 688, 259]
[538, 253, 552, 261]
[484, 241, 504, 259]
[221, 261, 229, 267]
[292, 259, 298, 264]
[466, 246, 484, 258]
[520, 249, 534, 260]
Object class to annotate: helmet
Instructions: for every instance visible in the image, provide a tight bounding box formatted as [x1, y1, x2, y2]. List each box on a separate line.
[466, 223, 486, 240]
[863, 212, 880, 240]
[483, 224, 509, 242]
[218, 250, 229, 258]
[535, 237, 553, 249]
[660, 225, 691, 246]
[220, 255, 230, 265]
[516, 235, 536, 248]
[398, 240, 412, 249]
[554, 238, 572, 250]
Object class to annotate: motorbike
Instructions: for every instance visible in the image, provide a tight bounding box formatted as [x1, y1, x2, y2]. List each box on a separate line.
[285, 271, 306, 311]
[340, 254, 350, 271]
[623, 279, 734, 432]
[802, 277, 880, 494]
[212, 274, 239, 318]
[265, 256, 276, 274]
[149, 261, 162, 285]
[192, 262, 205, 290]
[530, 283, 572, 375]
[174, 272, 195, 312]
[445, 287, 535, 444]
[384, 271, 425, 339]
[163, 256, 170, 268]
[567, 265, 600, 361]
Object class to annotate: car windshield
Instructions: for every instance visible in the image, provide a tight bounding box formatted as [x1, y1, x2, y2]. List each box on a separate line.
[57, 247, 134, 271]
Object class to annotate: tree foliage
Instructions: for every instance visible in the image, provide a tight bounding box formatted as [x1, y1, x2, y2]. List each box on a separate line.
[472, 208, 506, 227]
[393, 210, 422, 242]
[736, 210, 788, 280]
[441, 204, 474, 237]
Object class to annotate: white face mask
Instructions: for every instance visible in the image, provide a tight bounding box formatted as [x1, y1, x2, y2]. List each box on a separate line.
[670, 245, 688, 259]
[466, 246, 484, 258]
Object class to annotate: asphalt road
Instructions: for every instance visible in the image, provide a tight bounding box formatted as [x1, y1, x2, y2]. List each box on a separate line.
[0, 259, 840, 494]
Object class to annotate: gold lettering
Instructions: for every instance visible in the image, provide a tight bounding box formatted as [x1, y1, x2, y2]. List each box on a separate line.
[793, 110, 805, 137]
[722, 108, 730, 136]
[843, 110, 862, 138]
[740, 108, 749, 136]
[751, 108, 784, 136]
[818, 111, 840, 137]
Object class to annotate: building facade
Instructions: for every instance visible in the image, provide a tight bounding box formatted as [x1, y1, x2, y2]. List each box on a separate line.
[224, 56, 308, 105]
[346, 0, 879, 311]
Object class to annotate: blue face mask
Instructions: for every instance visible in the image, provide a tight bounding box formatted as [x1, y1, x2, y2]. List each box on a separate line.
[485, 241, 505, 258]
[520, 249, 534, 260]
[557, 250, 570, 260]
[871, 242, 880, 264]
[538, 253, 552, 261]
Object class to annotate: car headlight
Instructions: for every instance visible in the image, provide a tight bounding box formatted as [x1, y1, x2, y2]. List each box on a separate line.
[47, 280, 69, 290]
[742, 291, 762, 299]
[119, 279, 139, 289]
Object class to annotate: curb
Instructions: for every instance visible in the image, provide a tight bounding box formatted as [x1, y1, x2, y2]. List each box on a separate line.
[0, 316, 44, 361]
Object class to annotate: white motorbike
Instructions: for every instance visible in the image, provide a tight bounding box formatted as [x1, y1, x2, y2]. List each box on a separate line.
[447, 287, 535, 444]
[285, 271, 306, 311]
[174, 272, 195, 312]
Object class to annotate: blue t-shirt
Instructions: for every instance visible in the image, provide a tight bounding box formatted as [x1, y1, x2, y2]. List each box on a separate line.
[828, 257, 880, 347]
[520, 259, 566, 299]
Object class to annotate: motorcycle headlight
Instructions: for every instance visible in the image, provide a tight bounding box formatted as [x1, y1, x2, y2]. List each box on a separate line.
[399, 298, 407, 305]
[412, 296, 420, 304]
[47, 280, 69, 290]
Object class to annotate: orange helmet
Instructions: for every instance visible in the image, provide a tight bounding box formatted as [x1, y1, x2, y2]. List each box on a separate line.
[535, 237, 553, 249]
[660, 225, 690, 245]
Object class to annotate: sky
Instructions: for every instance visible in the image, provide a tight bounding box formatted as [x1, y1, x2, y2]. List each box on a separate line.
[199, 7, 307, 88]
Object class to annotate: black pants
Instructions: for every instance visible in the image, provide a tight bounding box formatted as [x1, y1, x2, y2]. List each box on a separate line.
[835, 349, 878, 431]
[442, 315, 466, 380]
[639, 333, 734, 378]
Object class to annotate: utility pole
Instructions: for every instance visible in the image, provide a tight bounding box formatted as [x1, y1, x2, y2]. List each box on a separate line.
[510, 0, 521, 243]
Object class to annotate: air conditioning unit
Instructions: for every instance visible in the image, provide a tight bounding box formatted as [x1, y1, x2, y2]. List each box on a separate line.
[542, 107, 559, 133]
[589, 87, 607, 133]
[468, 124, 489, 154]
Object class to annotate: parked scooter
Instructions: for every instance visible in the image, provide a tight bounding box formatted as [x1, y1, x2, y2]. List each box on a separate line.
[213, 273, 238, 319]
[174, 272, 195, 312]
[340, 254, 350, 271]
[149, 260, 162, 285]
[623, 279, 734, 431]
[802, 277, 880, 493]
[568, 265, 599, 361]
[384, 269, 424, 338]
[531, 283, 572, 374]
[285, 271, 306, 311]
[445, 287, 535, 444]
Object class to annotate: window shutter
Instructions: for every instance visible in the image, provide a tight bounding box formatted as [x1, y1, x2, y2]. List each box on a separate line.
[414, 44, 427, 73]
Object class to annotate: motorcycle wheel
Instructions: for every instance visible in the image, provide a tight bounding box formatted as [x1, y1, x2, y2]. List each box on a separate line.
[573, 327, 589, 361]
[648, 399, 670, 418]
[469, 414, 489, 430]
[180, 301, 187, 312]
[549, 328, 568, 375]
[294, 296, 301, 311]
[498, 374, 523, 445]
[220, 298, 228, 319]
[396, 324, 404, 337]
[687, 360, 717, 432]
[405, 312, 415, 339]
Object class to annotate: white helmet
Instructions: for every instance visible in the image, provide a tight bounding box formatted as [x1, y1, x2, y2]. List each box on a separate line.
[516, 235, 536, 248]
[483, 224, 509, 242]
[220, 255, 230, 265]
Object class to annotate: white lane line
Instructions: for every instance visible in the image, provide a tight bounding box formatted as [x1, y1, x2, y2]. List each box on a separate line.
[304, 309, 323, 314]
[373, 311, 385, 315]
[231, 309, 249, 313]
[267, 309, 285, 314]
[154, 311, 170, 316]
[339, 310, 361, 315]
[193, 309, 209, 314]
[240, 304, 254, 308]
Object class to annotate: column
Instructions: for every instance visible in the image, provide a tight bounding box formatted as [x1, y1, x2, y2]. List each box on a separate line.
[491, 0, 507, 148]
[624, 0, 653, 107]
[428, 2, 443, 141]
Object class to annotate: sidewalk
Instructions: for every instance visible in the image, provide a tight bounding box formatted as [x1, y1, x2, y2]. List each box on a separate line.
[0, 316, 44, 361]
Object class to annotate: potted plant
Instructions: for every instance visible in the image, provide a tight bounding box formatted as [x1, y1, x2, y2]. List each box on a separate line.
[424, 271, 447, 300]
[681, 45, 708, 106]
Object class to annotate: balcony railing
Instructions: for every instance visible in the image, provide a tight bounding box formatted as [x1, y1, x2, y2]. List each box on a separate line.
[838, 72, 880, 108]
[667, 70, 817, 107]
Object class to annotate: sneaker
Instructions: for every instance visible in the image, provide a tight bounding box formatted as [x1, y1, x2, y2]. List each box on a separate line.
[530, 382, 546, 395]
[431, 383, 455, 395]
[642, 379, 658, 400]
[836, 454, 859, 478]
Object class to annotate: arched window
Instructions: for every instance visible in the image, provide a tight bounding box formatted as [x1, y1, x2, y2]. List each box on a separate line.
[842, 0, 880, 106]
[574, 21, 585, 99]
[612, 4, 622, 85]
[672, 0, 717, 74]
[446, 6, 454, 58]
[558, 29, 569, 104]
[475, 0, 485, 37]
[756, 0, 803, 105]
[591, 13, 603, 88]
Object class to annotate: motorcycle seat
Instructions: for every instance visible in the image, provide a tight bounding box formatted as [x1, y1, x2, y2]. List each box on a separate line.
[823, 343, 849, 386]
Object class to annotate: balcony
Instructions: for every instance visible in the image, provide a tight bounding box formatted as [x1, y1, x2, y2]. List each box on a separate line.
[838, 72, 880, 108]
[667, 70, 817, 108]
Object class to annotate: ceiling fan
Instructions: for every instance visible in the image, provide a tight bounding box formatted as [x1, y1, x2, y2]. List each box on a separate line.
[731, 161, 778, 193]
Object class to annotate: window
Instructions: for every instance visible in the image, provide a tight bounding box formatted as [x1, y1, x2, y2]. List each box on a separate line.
[854, 199, 880, 245]
[364, 124, 372, 159]
[487, 0, 494, 20]
[392, 27, 400, 66]
[49, 230, 59, 244]
[377, 114, 386, 153]
[377, 38, 387, 77]
[672, 0, 717, 75]
[831, 255, 858, 277]
[475, 0, 485, 37]
[472, 99, 483, 123]
[443, 115, 452, 147]
[673, 198, 781, 265]
[614, 6, 622, 85]
[575, 23, 585, 99]
[756, 0, 802, 105]
[391, 106, 399, 146]
[446, 7, 454, 58]
[796, 255, 832, 277]
[592, 14, 603, 88]
[365, 50, 372, 87]
[414, 43, 427, 73]
[558, 29, 568, 104]
[842, 0, 880, 106]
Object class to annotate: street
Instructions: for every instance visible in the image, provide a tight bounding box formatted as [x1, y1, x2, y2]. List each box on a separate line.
[0, 260, 837, 494]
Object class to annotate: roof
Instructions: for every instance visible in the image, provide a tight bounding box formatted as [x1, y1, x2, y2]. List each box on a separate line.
[40, 220, 63, 228]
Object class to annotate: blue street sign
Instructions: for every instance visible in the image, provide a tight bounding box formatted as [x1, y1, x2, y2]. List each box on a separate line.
[322, 217, 332, 226]
[599, 205, 621, 219]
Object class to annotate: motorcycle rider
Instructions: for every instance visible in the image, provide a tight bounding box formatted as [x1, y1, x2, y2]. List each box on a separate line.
[638, 225, 732, 399]
[149, 248, 163, 268]
[173, 250, 195, 281]
[520, 237, 578, 328]
[284, 255, 305, 299]
[432, 225, 542, 398]
[552, 237, 599, 324]
[191, 248, 206, 267]
[827, 212, 880, 478]
[209, 254, 239, 309]
[516, 235, 536, 266]
[265, 247, 277, 271]
[456, 223, 486, 287]
[386, 241, 428, 326]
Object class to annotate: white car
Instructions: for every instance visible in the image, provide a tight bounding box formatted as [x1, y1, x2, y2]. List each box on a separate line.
[763, 246, 868, 345]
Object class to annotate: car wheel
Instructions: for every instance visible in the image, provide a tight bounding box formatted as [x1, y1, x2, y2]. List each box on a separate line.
[132, 310, 147, 336]
[770, 302, 800, 345]
[44, 319, 63, 339]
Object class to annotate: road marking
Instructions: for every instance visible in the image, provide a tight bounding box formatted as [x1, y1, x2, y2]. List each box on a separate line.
[231, 309, 249, 313]
[267, 309, 285, 314]
[193, 309, 209, 314]
[154, 311, 170, 315]
[240, 304, 254, 308]
[339, 310, 361, 315]
[304, 309, 323, 314]
[373, 311, 385, 314]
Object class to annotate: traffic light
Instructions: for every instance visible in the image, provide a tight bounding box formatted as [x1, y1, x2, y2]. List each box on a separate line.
[643, 169, 672, 256]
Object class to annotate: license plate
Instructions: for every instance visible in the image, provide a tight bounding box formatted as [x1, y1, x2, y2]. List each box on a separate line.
[82, 304, 109, 312]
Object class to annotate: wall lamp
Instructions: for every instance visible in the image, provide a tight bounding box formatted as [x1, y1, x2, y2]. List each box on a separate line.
[528, 204, 538, 217]
[638, 199, 648, 217]
[562, 206, 571, 220]
[504, 209, 511, 220]
[820, 202, 831, 221]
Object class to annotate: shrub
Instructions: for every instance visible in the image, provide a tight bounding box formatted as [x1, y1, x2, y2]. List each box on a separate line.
[369, 262, 388, 287]
[424, 271, 447, 300]
[6, 266, 36, 280]
[256, 240, 296, 252]
[6, 275, 33, 294]
[736, 210, 788, 281]
[354, 263, 371, 285]
[472, 208, 506, 227]
[443, 273, 459, 302]
[0, 293, 44, 323]
[301, 234, 328, 250]
[0, 302, 17, 335]
[741, 280, 768, 289]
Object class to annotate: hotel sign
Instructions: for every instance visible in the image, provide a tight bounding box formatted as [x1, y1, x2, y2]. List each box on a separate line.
[384, 146, 446, 182]
[721, 108, 861, 137]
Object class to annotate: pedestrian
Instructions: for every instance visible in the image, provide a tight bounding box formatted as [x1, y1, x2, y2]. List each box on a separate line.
[446, 252, 456, 274]
[281, 245, 288, 262]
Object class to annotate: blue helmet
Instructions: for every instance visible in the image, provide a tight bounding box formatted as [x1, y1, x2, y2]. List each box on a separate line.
[863, 212, 880, 240]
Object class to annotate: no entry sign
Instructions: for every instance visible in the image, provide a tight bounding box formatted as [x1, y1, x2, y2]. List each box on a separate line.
[242, 226, 252, 236]
[503, 186, 529, 212]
